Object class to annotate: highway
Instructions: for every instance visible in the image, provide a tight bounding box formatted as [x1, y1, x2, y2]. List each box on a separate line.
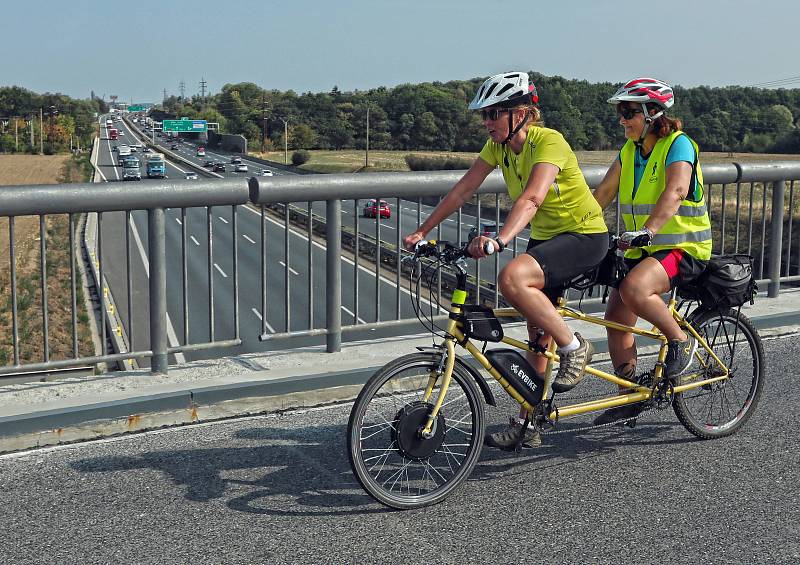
[96, 116, 425, 364]
[0, 332, 797, 563]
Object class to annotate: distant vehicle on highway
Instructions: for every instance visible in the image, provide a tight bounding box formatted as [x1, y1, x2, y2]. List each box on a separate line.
[109, 128, 118, 140]
[146, 153, 166, 179]
[259, 169, 274, 176]
[184, 171, 198, 180]
[117, 145, 132, 166]
[122, 155, 141, 181]
[105, 119, 113, 127]
[111, 145, 118, 152]
[117, 130, 124, 136]
[230, 156, 242, 164]
[203, 160, 214, 168]
[213, 163, 226, 172]
[235, 164, 248, 173]
[129, 146, 137, 153]
[170, 143, 179, 150]
[196, 147, 206, 157]
[363, 199, 391, 219]
[142, 147, 151, 153]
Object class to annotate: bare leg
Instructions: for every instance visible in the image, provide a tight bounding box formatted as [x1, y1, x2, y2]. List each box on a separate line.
[498, 254, 573, 346]
[605, 287, 639, 389]
[618, 258, 686, 342]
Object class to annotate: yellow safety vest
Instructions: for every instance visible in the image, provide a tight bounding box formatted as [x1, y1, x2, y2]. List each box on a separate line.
[619, 132, 712, 260]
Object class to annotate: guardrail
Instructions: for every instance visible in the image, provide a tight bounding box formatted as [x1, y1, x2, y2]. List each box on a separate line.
[1, 160, 798, 376]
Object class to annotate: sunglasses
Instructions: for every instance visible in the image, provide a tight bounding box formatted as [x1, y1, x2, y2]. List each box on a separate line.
[617, 106, 643, 120]
[480, 108, 511, 121]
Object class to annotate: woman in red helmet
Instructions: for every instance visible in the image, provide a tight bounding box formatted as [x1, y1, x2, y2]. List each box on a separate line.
[403, 71, 609, 450]
[592, 77, 712, 425]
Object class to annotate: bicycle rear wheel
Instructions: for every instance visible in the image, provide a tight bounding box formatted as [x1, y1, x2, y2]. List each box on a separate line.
[347, 352, 485, 510]
[673, 308, 764, 439]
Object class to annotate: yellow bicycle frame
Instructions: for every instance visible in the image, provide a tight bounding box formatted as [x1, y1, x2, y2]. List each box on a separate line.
[421, 291, 730, 435]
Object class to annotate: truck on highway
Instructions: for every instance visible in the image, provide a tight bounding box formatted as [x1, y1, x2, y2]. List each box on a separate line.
[109, 128, 118, 140]
[117, 145, 132, 166]
[122, 155, 141, 181]
[146, 153, 166, 179]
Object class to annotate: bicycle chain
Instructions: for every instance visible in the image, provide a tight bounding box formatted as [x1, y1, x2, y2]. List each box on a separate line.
[532, 373, 665, 436]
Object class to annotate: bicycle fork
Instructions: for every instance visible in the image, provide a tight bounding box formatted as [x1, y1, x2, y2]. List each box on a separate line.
[420, 337, 457, 438]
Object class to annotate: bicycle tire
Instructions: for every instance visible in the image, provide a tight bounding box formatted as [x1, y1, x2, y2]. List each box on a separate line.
[347, 352, 485, 510]
[673, 307, 764, 439]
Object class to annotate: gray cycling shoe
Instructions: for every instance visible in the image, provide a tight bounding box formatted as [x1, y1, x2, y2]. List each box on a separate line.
[552, 333, 594, 393]
[665, 336, 697, 381]
[484, 418, 542, 451]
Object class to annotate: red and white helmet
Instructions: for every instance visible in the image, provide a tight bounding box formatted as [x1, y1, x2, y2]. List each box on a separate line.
[607, 77, 674, 110]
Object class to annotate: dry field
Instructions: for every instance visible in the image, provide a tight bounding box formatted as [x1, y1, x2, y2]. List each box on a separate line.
[0, 154, 93, 366]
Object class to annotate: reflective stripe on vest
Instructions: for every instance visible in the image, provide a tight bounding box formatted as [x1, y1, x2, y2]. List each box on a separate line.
[619, 132, 712, 260]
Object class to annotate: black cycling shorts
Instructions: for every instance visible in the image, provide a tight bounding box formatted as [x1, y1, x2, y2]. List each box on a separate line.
[526, 231, 609, 300]
[621, 248, 707, 290]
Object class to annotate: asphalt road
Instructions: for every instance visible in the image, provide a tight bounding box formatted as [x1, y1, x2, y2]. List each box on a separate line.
[1, 333, 797, 564]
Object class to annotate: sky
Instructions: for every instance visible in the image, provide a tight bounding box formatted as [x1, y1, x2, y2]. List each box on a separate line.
[3, 0, 800, 104]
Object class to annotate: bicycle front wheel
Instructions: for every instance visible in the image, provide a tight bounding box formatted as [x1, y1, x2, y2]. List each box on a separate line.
[673, 308, 764, 439]
[347, 352, 485, 510]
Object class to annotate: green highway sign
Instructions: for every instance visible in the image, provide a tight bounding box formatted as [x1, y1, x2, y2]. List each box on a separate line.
[127, 105, 146, 112]
[162, 119, 208, 133]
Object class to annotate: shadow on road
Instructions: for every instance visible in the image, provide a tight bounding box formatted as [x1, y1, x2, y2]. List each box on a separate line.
[70, 417, 695, 515]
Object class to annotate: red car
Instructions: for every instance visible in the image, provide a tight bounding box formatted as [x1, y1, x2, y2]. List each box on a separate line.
[363, 199, 391, 219]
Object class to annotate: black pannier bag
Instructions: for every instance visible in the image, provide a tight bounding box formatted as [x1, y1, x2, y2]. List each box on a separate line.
[457, 305, 504, 342]
[485, 349, 545, 406]
[679, 254, 757, 309]
[592, 245, 624, 287]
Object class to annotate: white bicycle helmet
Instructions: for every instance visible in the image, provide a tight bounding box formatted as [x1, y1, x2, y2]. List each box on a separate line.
[608, 77, 675, 144]
[468, 71, 538, 110]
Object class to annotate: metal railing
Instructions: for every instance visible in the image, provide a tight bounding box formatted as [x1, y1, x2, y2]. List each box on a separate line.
[1, 161, 799, 377]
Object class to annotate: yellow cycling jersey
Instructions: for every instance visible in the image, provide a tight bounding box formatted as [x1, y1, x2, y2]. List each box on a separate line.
[479, 126, 607, 240]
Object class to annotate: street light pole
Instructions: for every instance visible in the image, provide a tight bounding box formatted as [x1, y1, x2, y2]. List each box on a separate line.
[365, 106, 370, 168]
[281, 118, 289, 164]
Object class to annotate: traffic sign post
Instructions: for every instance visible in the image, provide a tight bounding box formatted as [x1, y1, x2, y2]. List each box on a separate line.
[162, 119, 208, 133]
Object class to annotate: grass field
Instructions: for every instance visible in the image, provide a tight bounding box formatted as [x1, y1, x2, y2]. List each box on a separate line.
[0, 154, 93, 366]
[253, 148, 800, 174]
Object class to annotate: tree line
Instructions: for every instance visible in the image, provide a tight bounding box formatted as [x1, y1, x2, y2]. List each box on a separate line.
[163, 72, 800, 155]
[0, 86, 107, 154]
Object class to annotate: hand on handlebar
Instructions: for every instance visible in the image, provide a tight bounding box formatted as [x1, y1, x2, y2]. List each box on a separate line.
[403, 231, 426, 252]
[618, 228, 653, 251]
[468, 235, 499, 259]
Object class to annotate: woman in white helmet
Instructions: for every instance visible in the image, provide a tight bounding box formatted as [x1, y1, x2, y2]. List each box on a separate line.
[592, 77, 712, 425]
[403, 71, 609, 450]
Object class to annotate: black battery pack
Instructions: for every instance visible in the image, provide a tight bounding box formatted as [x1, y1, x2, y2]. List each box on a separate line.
[485, 348, 544, 406]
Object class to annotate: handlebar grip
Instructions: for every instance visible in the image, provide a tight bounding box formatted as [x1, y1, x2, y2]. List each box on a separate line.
[483, 240, 495, 255]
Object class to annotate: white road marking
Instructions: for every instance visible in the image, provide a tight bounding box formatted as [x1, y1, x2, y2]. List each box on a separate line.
[175, 217, 182, 225]
[214, 263, 228, 278]
[341, 305, 367, 324]
[242, 234, 256, 244]
[190, 236, 200, 246]
[218, 216, 229, 224]
[278, 261, 300, 275]
[250, 308, 276, 333]
[127, 214, 186, 363]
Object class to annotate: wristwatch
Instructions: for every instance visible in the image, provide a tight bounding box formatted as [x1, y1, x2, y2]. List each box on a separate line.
[495, 237, 506, 252]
